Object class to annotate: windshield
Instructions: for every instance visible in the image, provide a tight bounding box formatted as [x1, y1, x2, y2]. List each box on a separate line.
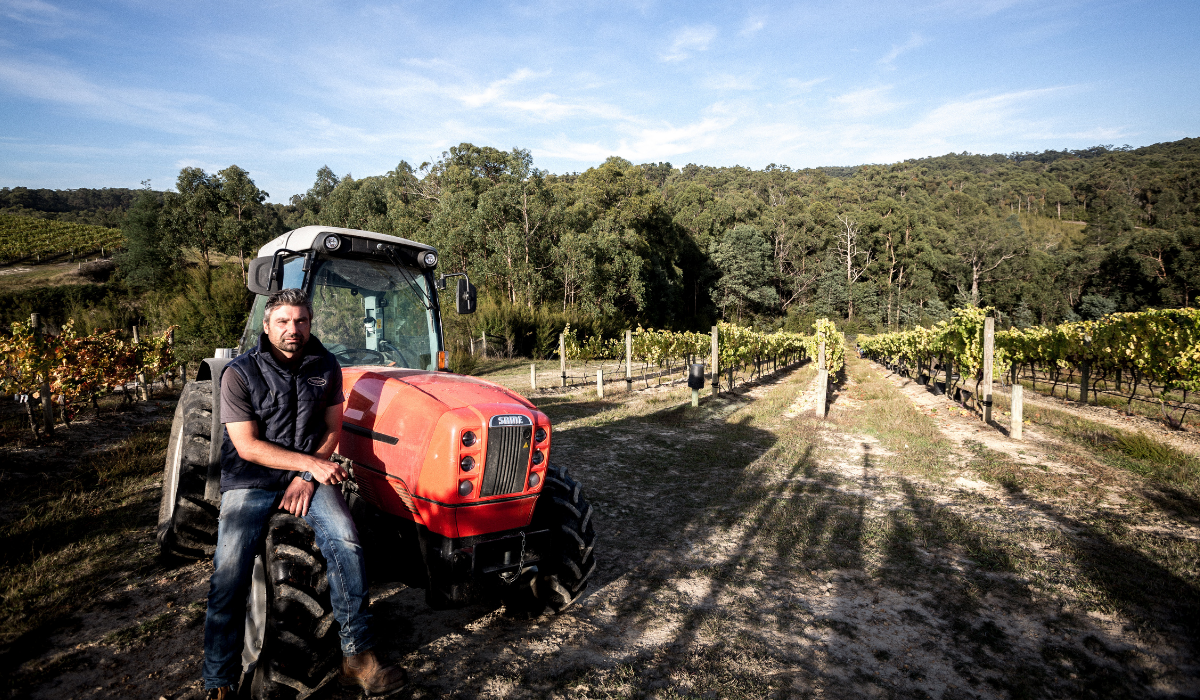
[309, 257, 440, 369]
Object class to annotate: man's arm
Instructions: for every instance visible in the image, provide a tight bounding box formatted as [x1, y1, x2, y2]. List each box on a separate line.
[225, 403, 347, 485]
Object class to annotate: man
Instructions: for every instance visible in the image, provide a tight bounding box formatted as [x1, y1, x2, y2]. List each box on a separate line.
[201, 288, 406, 699]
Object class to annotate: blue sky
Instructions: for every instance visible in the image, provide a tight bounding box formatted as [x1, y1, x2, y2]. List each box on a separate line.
[1, 0, 1197, 201]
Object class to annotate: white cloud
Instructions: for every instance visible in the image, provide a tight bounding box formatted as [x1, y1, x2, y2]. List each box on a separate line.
[830, 86, 901, 118]
[0, 59, 240, 135]
[0, 0, 68, 25]
[879, 33, 926, 65]
[661, 25, 717, 62]
[740, 14, 765, 36]
[537, 111, 733, 163]
[702, 72, 756, 91]
[785, 77, 827, 91]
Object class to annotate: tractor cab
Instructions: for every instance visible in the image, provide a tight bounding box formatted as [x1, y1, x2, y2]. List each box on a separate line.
[240, 226, 476, 368]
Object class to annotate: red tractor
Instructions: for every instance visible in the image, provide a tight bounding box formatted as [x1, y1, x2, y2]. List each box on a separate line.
[156, 226, 597, 698]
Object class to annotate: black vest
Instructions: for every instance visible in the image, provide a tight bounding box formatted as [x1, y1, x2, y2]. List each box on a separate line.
[219, 334, 341, 493]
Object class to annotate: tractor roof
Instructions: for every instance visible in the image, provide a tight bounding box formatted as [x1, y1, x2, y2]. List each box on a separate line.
[257, 226, 436, 258]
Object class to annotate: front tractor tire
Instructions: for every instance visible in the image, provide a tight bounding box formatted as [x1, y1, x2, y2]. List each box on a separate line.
[157, 380, 219, 559]
[506, 464, 598, 616]
[248, 512, 341, 700]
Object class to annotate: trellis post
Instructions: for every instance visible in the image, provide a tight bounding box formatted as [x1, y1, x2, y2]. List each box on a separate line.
[1011, 384, 1024, 440]
[816, 341, 828, 419]
[710, 325, 719, 395]
[31, 313, 54, 436]
[530, 363, 537, 391]
[559, 333, 566, 387]
[625, 329, 633, 393]
[596, 369, 604, 398]
[982, 316, 994, 423]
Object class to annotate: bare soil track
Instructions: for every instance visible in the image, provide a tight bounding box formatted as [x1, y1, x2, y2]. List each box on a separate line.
[4, 356, 1199, 699]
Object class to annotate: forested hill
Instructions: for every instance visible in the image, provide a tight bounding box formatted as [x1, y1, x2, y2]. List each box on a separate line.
[12, 137, 1198, 337]
[268, 137, 1196, 332]
[0, 186, 156, 228]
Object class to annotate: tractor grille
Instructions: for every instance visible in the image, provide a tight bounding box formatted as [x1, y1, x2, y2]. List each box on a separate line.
[480, 418, 533, 497]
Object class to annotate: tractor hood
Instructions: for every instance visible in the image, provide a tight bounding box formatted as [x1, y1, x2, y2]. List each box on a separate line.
[337, 367, 550, 539]
[393, 371, 537, 411]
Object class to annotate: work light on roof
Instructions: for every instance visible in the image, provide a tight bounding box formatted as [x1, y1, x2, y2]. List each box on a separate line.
[323, 234, 342, 251]
[421, 251, 438, 268]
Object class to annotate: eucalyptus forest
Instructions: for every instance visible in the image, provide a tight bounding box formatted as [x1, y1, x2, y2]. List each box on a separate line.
[2, 137, 1197, 357]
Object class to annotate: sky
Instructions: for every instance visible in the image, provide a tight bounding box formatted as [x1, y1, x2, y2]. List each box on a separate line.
[1, 0, 1198, 202]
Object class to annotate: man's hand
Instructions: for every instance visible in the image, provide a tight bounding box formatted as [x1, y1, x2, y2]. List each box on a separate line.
[281, 477, 316, 517]
[306, 456, 348, 485]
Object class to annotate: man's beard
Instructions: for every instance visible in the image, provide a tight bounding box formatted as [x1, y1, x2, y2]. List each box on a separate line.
[275, 334, 306, 352]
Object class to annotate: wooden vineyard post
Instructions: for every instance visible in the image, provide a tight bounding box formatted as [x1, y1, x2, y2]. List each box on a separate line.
[943, 357, 953, 399]
[530, 363, 537, 391]
[559, 333, 567, 388]
[816, 341, 828, 419]
[710, 325, 719, 396]
[982, 316, 995, 423]
[1011, 384, 1024, 440]
[625, 329, 633, 393]
[31, 313, 54, 436]
[1080, 360, 1091, 405]
[133, 325, 149, 401]
[596, 369, 604, 398]
[480, 331, 486, 359]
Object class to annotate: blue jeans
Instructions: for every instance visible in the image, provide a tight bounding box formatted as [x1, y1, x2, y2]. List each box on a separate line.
[202, 485, 374, 690]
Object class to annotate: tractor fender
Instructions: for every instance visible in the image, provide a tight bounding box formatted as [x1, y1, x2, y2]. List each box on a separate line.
[195, 357, 232, 502]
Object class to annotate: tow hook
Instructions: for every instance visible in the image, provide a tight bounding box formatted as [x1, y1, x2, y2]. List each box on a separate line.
[499, 532, 527, 584]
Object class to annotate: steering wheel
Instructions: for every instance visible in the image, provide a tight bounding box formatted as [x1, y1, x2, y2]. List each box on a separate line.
[334, 347, 389, 366]
[380, 340, 421, 369]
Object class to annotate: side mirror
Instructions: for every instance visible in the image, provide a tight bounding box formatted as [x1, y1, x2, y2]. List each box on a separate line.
[456, 278, 477, 314]
[247, 256, 278, 295]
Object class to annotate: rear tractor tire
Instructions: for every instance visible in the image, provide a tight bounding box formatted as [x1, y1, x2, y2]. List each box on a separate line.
[157, 380, 219, 559]
[248, 512, 341, 700]
[505, 464, 597, 616]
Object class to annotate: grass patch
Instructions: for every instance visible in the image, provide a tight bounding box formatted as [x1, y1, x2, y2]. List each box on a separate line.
[0, 419, 171, 660]
[838, 355, 957, 481]
[1012, 400, 1200, 488]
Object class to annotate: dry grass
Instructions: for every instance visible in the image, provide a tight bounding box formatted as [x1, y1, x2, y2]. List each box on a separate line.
[0, 420, 170, 669]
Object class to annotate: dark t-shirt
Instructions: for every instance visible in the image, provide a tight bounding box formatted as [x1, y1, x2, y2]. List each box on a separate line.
[221, 358, 345, 424]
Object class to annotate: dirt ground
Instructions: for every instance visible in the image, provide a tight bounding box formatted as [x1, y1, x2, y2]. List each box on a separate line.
[5, 356, 1200, 699]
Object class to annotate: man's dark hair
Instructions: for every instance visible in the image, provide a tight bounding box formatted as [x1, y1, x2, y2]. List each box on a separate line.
[264, 288, 313, 320]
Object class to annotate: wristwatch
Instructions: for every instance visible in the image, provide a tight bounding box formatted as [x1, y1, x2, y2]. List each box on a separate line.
[301, 471, 314, 483]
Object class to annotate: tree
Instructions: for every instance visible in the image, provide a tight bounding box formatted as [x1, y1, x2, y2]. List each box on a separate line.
[710, 224, 778, 321]
[116, 184, 169, 288]
[217, 165, 268, 278]
[302, 166, 341, 217]
[949, 215, 1026, 307]
[835, 214, 872, 319]
[161, 167, 222, 267]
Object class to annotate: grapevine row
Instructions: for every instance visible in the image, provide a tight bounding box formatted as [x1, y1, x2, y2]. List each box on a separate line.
[858, 306, 1200, 399]
[563, 319, 845, 379]
[0, 320, 177, 430]
[0, 213, 123, 263]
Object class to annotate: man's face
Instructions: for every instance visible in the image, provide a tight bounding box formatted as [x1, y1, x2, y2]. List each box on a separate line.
[264, 304, 311, 355]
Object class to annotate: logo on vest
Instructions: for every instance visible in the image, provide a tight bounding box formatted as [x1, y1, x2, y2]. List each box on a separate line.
[307, 377, 328, 387]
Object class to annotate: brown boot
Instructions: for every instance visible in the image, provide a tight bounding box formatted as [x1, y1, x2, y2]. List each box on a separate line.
[338, 649, 408, 695]
[205, 686, 235, 700]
